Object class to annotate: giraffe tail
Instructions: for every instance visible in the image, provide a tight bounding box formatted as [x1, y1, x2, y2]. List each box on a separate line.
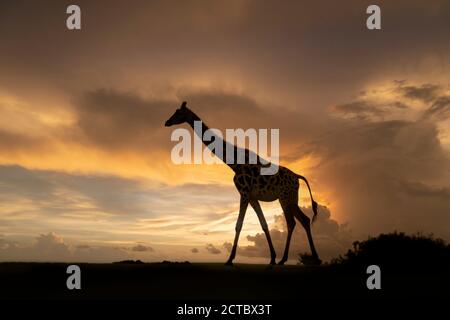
[295, 174, 319, 224]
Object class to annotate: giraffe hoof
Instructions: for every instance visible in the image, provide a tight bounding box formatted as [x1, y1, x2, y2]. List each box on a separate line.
[277, 260, 286, 265]
[269, 259, 276, 265]
[224, 261, 234, 266]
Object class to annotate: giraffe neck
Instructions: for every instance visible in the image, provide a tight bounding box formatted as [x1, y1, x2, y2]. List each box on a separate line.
[186, 111, 239, 172]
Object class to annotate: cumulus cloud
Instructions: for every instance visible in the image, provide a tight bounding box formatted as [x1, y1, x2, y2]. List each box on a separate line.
[236, 205, 353, 262]
[302, 82, 450, 239]
[130, 244, 153, 252]
[0, 232, 131, 262]
[33, 232, 71, 258]
[222, 242, 232, 252]
[205, 243, 221, 255]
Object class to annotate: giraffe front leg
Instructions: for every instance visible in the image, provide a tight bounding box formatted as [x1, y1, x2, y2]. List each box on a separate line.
[225, 195, 249, 266]
[278, 218, 295, 265]
[250, 200, 276, 265]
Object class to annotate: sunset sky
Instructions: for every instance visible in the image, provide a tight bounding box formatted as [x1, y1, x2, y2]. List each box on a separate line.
[0, 0, 449, 263]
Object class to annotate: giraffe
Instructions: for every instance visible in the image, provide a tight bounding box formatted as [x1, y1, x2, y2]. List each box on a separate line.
[165, 101, 321, 265]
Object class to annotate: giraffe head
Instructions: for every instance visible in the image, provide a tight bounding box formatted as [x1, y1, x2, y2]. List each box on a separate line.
[165, 101, 192, 127]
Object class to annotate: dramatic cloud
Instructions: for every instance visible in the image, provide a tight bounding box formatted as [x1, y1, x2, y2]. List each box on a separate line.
[205, 243, 221, 255]
[303, 83, 450, 239]
[0, 164, 160, 216]
[399, 84, 440, 103]
[2, 0, 449, 106]
[423, 96, 450, 120]
[0, 232, 131, 262]
[231, 206, 353, 262]
[75, 89, 173, 151]
[0, 1, 449, 262]
[72, 88, 319, 157]
[0, 164, 244, 249]
[131, 244, 154, 252]
[233, 81, 450, 262]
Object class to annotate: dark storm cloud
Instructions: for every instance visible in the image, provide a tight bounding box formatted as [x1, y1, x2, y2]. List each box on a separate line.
[331, 100, 383, 120]
[1, 0, 449, 108]
[332, 101, 373, 115]
[392, 83, 450, 120]
[71, 88, 319, 155]
[300, 90, 450, 238]
[399, 84, 440, 102]
[398, 180, 450, 199]
[179, 90, 321, 140]
[1, 87, 315, 179]
[303, 119, 447, 173]
[331, 100, 409, 121]
[75, 89, 173, 150]
[73, 89, 275, 152]
[423, 96, 450, 120]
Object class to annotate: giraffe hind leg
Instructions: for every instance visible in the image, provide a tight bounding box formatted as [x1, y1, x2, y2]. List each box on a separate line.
[278, 205, 296, 265]
[293, 206, 321, 263]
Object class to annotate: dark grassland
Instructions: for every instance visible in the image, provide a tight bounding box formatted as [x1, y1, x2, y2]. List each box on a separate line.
[1, 233, 448, 301]
[0, 261, 446, 300]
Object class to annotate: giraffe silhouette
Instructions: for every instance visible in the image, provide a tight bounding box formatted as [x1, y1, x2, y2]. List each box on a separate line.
[165, 101, 321, 265]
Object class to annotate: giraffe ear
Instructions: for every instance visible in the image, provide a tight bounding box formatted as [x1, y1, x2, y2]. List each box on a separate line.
[181, 101, 187, 109]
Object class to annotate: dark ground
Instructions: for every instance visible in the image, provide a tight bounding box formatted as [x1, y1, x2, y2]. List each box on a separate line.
[0, 261, 447, 301]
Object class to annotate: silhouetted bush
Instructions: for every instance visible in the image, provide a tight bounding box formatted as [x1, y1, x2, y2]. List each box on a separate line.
[298, 253, 322, 266]
[330, 232, 449, 273]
